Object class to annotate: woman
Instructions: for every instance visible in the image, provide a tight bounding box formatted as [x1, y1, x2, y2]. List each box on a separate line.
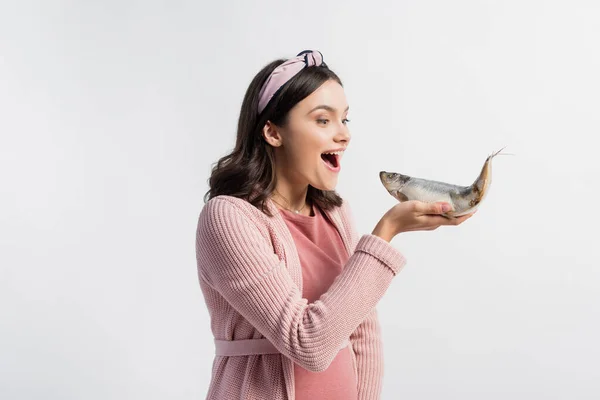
[195, 50, 473, 400]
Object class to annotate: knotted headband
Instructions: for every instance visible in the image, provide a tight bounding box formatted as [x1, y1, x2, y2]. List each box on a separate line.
[257, 50, 325, 114]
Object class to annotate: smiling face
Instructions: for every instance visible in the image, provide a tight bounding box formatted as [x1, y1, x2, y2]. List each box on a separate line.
[263, 79, 351, 191]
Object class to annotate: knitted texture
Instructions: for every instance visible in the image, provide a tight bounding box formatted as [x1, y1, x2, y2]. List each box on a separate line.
[195, 195, 407, 399]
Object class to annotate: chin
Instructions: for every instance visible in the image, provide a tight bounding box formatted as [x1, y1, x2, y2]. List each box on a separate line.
[311, 180, 338, 192]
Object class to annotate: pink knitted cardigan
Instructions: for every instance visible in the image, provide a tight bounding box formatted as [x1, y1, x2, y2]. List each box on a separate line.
[195, 195, 407, 399]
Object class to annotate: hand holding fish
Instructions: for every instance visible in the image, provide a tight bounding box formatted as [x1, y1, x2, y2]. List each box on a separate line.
[374, 148, 510, 241]
[379, 148, 509, 218]
[372, 201, 475, 242]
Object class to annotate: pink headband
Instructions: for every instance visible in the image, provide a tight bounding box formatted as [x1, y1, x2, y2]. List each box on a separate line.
[257, 50, 325, 114]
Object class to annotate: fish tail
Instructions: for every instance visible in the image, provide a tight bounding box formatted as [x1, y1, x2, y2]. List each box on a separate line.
[490, 146, 515, 158]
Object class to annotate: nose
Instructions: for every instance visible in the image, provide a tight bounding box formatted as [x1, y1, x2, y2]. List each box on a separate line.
[334, 123, 351, 145]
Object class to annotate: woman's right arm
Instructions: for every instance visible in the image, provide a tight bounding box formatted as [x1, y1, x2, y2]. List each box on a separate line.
[196, 197, 406, 372]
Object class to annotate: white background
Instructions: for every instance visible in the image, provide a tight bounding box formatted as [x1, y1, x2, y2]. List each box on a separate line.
[2, 0, 599, 399]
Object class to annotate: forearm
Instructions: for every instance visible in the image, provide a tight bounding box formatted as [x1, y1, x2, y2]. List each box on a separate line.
[351, 308, 384, 399]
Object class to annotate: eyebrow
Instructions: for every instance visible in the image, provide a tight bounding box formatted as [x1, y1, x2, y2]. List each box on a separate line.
[307, 104, 350, 115]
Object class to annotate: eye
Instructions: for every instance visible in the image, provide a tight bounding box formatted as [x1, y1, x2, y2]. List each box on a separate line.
[317, 119, 329, 125]
[342, 118, 351, 125]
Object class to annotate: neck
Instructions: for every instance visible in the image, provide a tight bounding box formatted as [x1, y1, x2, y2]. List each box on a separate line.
[271, 180, 310, 215]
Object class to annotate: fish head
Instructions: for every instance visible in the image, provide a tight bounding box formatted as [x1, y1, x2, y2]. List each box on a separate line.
[379, 171, 411, 199]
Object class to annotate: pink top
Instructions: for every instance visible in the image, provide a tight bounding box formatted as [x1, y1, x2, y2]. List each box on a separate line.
[195, 196, 407, 399]
[280, 205, 358, 400]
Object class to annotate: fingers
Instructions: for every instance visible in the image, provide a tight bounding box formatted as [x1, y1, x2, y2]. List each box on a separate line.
[422, 215, 451, 226]
[398, 201, 477, 233]
[421, 210, 476, 228]
[444, 211, 476, 225]
[414, 201, 453, 216]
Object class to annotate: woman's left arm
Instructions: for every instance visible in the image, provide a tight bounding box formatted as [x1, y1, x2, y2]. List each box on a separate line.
[350, 308, 384, 400]
[341, 200, 386, 399]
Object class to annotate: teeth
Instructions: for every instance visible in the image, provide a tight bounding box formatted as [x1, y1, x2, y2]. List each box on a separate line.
[323, 151, 344, 156]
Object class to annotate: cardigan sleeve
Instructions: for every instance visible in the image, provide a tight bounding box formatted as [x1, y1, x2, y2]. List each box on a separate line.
[341, 200, 387, 399]
[196, 197, 406, 372]
[351, 306, 385, 399]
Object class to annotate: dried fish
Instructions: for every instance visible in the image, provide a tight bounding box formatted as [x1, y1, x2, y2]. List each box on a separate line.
[379, 148, 508, 218]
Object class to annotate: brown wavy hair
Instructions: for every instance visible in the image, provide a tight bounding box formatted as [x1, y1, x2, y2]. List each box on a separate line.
[204, 55, 344, 216]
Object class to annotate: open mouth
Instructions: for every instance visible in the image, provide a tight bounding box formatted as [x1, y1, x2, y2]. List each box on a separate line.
[321, 151, 342, 171]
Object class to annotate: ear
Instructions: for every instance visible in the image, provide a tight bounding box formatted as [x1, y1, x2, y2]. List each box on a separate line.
[262, 121, 283, 147]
